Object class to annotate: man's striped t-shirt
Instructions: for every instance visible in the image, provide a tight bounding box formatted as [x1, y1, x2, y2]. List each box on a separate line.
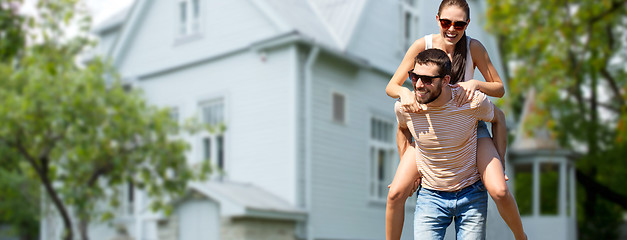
[395, 88, 495, 192]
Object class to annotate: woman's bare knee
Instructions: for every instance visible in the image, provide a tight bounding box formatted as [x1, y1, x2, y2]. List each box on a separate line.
[387, 185, 410, 203]
[488, 183, 510, 201]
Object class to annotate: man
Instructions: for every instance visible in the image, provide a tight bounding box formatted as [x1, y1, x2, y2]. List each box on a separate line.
[392, 48, 507, 239]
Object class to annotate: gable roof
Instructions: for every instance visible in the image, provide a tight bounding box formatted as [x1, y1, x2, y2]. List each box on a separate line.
[106, 0, 150, 67]
[91, 7, 130, 34]
[255, 0, 337, 48]
[511, 88, 560, 151]
[307, 0, 367, 49]
[188, 181, 307, 221]
[94, 0, 369, 66]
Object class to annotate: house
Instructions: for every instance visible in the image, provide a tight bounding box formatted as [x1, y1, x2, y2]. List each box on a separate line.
[40, 0, 533, 239]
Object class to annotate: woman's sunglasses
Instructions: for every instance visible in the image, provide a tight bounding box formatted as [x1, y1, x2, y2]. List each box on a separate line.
[408, 70, 445, 85]
[439, 19, 468, 30]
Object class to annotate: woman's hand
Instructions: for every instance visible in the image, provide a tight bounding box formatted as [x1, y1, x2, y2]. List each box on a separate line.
[451, 79, 480, 107]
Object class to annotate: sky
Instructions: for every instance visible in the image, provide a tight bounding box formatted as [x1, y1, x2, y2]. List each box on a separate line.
[84, 0, 134, 26]
[20, 0, 135, 27]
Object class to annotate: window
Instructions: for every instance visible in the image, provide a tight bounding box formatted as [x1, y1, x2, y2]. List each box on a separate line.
[178, 0, 201, 37]
[332, 92, 346, 123]
[127, 182, 134, 214]
[169, 107, 179, 123]
[514, 163, 533, 215]
[370, 117, 396, 200]
[200, 99, 226, 171]
[120, 182, 134, 216]
[400, 0, 420, 50]
[540, 163, 559, 215]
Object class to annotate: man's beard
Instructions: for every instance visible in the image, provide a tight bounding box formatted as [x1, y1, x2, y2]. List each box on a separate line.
[415, 81, 443, 104]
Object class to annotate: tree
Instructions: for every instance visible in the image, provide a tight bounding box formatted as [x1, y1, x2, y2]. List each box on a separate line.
[485, 0, 627, 238]
[0, 168, 40, 240]
[0, 1, 208, 240]
[0, 1, 39, 240]
[0, 0, 25, 61]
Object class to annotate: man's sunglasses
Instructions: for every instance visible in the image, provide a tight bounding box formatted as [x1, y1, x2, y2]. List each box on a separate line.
[439, 19, 468, 30]
[408, 70, 445, 85]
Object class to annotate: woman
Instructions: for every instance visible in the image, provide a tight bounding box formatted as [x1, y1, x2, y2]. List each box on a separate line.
[385, 0, 526, 239]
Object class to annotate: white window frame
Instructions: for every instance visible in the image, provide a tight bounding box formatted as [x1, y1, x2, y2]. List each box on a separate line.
[125, 182, 134, 215]
[169, 106, 180, 124]
[400, 0, 420, 51]
[331, 91, 348, 124]
[176, 0, 203, 40]
[369, 115, 397, 201]
[198, 98, 227, 178]
[117, 182, 135, 217]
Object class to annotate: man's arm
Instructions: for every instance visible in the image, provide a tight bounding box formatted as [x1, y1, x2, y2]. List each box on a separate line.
[489, 106, 507, 169]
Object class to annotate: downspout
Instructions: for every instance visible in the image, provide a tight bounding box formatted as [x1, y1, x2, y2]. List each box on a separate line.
[135, 188, 142, 240]
[40, 186, 46, 240]
[304, 46, 319, 240]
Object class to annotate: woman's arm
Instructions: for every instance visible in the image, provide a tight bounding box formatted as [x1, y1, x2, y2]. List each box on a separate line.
[386, 37, 426, 113]
[470, 39, 505, 97]
[453, 39, 505, 106]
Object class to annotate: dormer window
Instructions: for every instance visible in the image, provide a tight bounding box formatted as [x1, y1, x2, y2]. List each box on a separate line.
[178, 0, 201, 37]
[401, 0, 419, 50]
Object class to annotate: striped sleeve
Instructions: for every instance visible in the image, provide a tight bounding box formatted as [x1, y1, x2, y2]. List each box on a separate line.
[471, 91, 495, 122]
[394, 101, 408, 128]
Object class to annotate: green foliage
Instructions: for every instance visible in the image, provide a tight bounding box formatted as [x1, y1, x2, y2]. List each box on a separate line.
[0, 1, 37, 239]
[0, 168, 40, 239]
[577, 190, 623, 240]
[513, 164, 532, 215]
[539, 164, 559, 215]
[486, 0, 627, 147]
[0, 0, 25, 61]
[0, 1, 208, 239]
[486, 0, 627, 238]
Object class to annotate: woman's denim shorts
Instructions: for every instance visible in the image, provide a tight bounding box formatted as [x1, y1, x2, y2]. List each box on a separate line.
[477, 121, 491, 139]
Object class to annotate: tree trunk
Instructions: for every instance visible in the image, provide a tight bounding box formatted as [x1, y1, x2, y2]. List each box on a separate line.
[582, 167, 597, 240]
[79, 216, 89, 240]
[576, 168, 627, 209]
[14, 142, 73, 240]
[40, 172, 74, 240]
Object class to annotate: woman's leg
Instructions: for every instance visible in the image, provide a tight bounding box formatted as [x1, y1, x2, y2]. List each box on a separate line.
[477, 137, 526, 240]
[386, 145, 421, 240]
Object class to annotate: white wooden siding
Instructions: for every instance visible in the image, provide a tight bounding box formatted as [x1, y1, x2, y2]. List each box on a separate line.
[346, 0, 405, 73]
[137, 46, 298, 206]
[176, 198, 220, 240]
[117, 0, 279, 78]
[308, 53, 413, 240]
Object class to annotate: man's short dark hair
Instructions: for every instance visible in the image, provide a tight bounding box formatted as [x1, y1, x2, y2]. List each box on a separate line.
[414, 49, 452, 77]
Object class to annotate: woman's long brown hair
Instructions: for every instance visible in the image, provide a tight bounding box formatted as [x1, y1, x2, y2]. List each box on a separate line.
[438, 0, 470, 84]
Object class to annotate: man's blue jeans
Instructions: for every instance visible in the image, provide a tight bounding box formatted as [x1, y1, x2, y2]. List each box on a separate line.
[414, 180, 488, 240]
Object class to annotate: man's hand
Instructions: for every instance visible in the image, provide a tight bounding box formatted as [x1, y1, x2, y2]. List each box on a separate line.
[411, 177, 420, 195]
[388, 176, 420, 196]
